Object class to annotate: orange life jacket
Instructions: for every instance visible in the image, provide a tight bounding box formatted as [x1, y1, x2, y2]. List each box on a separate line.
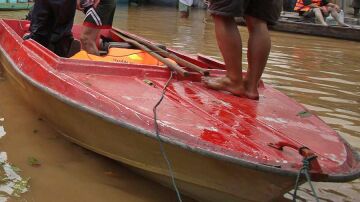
[71, 48, 176, 67]
[294, 0, 322, 12]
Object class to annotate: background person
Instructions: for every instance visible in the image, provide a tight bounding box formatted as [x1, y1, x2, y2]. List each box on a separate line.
[179, 0, 193, 18]
[283, 0, 297, 11]
[353, 0, 360, 17]
[294, 0, 349, 26]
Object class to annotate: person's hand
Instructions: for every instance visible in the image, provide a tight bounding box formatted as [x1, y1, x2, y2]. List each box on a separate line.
[93, 0, 100, 8]
[76, 0, 84, 11]
[334, 5, 340, 12]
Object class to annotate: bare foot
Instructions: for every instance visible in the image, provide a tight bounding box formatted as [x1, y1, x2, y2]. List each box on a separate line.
[244, 80, 259, 100]
[203, 76, 247, 97]
[203, 76, 260, 100]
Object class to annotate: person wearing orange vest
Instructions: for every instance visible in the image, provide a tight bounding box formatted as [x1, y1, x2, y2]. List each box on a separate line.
[294, 0, 327, 13]
[294, 0, 349, 26]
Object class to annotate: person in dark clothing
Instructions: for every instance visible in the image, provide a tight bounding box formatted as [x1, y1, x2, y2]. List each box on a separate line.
[25, 6, 34, 21]
[353, 0, 360, 17]
[283, 0, 297, 11]
[28, 0, 80, 57]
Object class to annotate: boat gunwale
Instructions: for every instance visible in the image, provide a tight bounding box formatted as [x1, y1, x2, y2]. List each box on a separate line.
[1, 22, 360, 182]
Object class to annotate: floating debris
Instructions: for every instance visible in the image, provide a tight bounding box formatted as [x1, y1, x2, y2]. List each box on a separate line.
[0, 124, 30, 201]
[27, 157, 41, 167]
[297, 110, 312, 118]
[143, 79, 155, 87]
[0, 119, 5, 139]
[0, 126, 5, 139]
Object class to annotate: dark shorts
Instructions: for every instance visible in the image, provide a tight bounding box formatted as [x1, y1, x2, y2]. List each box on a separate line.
[84, 0, 116, 29]
[208, 0, 283, 25]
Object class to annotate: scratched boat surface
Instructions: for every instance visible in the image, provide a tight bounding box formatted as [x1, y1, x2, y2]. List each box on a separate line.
[0, 19, 359, 202]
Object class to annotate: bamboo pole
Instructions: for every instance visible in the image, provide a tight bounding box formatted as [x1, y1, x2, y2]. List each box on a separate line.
[113, 29, 210, 76]
[111, 31, 189, 77]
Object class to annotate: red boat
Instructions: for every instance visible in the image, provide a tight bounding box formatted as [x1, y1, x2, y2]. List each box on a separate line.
[0, 19, 359, 202]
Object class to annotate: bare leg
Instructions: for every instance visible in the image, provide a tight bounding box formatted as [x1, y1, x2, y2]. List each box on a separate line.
[313, 8, 328, 26]
[180, 11, 189, 18]
[80, 26, 100, 55]
[329, 8, 350, 27]
[244, 16, 271, 100]
[203, 15, 246, 96]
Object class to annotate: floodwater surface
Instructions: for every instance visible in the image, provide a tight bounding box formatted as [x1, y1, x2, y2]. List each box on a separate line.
[1, 5, 360, 202]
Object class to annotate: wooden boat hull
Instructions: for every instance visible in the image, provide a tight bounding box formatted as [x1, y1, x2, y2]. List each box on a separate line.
[0, 49, 295, 202]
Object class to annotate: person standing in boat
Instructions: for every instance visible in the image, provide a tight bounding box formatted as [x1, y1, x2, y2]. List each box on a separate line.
[27, 0, 80, 58]
[76, 0, 116, 56]
[294, 0, 349, 26]
[203, 0, 282, 100]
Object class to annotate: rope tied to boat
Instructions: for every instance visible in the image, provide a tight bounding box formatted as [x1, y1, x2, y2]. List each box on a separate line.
[153, 71, 183, 202]
[292, 156, 320, 202]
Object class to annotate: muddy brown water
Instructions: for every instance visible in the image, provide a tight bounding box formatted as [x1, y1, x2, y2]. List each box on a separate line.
[1, 6, 360, 202]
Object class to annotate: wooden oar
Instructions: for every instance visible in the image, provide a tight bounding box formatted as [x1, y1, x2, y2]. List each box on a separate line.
[113, 29, 210, 76]
[111, 31, 189, 77]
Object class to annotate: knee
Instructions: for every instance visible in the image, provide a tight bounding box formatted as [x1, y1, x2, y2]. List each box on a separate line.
[213, 15, 234, 24]
[313, 7, 322, 14]
[246, 17, 268, 33]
